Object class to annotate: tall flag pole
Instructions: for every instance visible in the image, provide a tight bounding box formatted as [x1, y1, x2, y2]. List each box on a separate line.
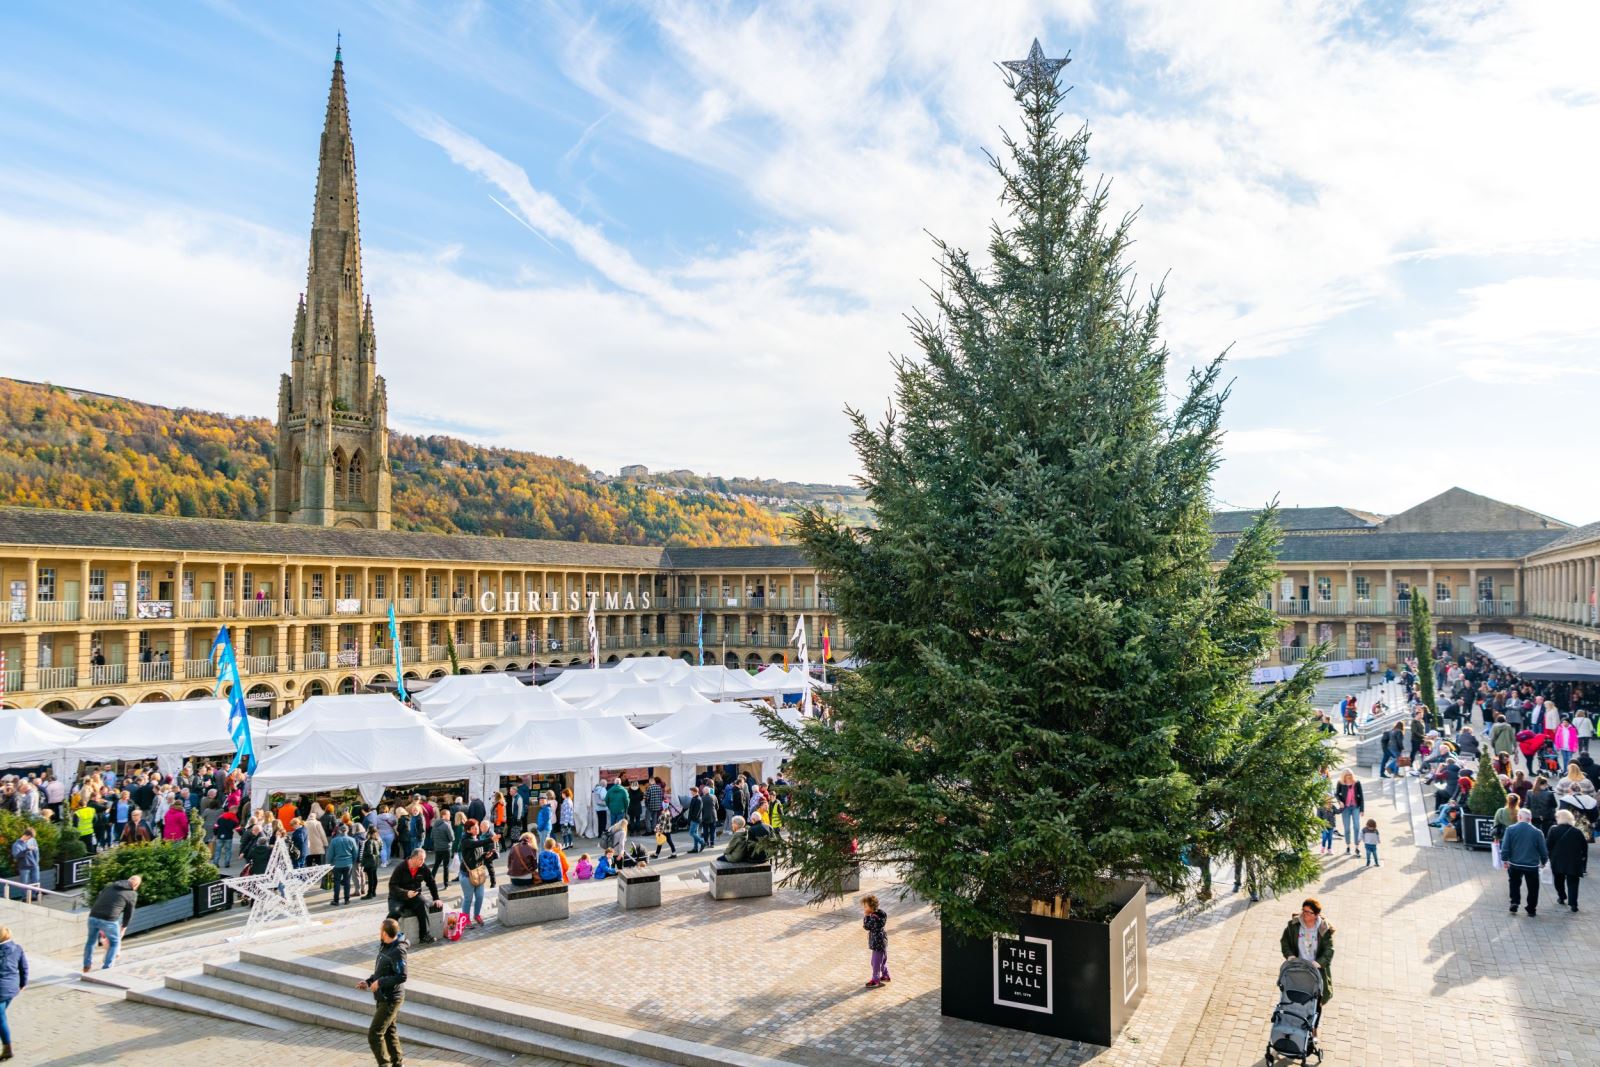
[587, 593, 599, 669]
[791, 615, 813, 717]
[387, 603, 408, 701]
[0, 649, 7, 699]
[210, 627, 256, 773]
[696, 609, 705, 666]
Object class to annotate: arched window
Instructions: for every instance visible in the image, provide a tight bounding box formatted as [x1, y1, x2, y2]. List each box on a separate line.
[290, 448, 302, 502]
[348, 449, 365, 500]
[332, 448, 347, 498]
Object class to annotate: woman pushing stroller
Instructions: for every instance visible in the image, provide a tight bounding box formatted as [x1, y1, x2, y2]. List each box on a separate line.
[1266, 899, 1335, 1065]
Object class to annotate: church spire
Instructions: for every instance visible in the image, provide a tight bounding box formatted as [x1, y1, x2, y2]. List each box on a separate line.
[272, 44, 391, 531]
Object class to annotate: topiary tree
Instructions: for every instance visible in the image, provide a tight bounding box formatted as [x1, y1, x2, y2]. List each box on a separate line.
[1466, 749, 1506, 816]
[761, 48, 1332, 935]
[85, 835, 219, 906]
[1411, 592, 1439, 728]
[445, 629, 461, 675]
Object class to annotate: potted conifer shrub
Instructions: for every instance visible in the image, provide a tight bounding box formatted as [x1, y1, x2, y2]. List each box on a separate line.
[760, 41, 1333, 1048]
[1461, 749, 1505, 851]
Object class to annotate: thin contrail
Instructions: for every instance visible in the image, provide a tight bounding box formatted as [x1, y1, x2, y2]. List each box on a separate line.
[488, 194, 561, 253]
[1373, 373, 1462, 406]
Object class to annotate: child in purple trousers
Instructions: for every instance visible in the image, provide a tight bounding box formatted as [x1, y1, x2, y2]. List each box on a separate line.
[862, 894, 889, 987]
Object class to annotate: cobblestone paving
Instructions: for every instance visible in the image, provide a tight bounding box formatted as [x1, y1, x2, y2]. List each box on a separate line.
[19, 731, 1600, 1065]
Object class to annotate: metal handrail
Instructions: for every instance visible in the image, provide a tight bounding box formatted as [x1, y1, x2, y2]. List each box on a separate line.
[0, 876, 85, 910]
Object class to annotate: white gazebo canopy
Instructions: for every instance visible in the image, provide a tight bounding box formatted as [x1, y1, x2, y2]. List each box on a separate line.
[412, 672, 526, 708]
[267, 693, 428, 743]
[430, 688, 580, 740]
[615, 656, 693, 684]
[0, 707, 86, 783]
[749, 664, 823, 696]
[646, 703, 790, 798]
[543, 667, 645, 702]
[250, 722, 482, 810]
[470, 715, 679, 834]
[68, 698, 237, 778]
[684, 665, 771, 700]
[575, 683, 717, 725]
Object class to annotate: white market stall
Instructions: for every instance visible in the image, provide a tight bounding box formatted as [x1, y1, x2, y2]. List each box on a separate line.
[412, 672, 526, 709]
[646, 703, 791, 799]
[685, 665, 770, 701]
[430, 688, 580, 740]
[266, 693, 428, 743]
[615, 657, 693, 684]
[543, 667, 646, 703]
[470, 715, 679, 836]
[574, 683, 718, 726]
[67, 698, 236, 778]
[250, 722, 482, 810]
[0, 707, 86, 783]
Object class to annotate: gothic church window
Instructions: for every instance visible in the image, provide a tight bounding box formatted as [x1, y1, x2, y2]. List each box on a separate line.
[333, 448, 347, 498]
[348, 450, 365, 500]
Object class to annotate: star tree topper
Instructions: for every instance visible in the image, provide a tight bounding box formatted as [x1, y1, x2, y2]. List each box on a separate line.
[222, 838, 332, 934]
[1003, 38, 1070, 89]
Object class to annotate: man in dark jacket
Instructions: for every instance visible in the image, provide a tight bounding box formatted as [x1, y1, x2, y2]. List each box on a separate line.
[1502, 809, 1550, 916]
[1546, 810, 1588, 912]
[387, 850, 441, 942]
[83, 874, 141, 973]
[358, 917, 407, 1067]
[427, 817, 454, 883]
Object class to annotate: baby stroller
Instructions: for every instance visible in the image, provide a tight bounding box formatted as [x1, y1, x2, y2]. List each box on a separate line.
[1264, 957, 1323, 1065]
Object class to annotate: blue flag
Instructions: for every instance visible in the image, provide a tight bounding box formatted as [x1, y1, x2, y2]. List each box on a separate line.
[210, 627, 256, 774]
[696, 609, 704, 666]
[388, 602, 408, 701]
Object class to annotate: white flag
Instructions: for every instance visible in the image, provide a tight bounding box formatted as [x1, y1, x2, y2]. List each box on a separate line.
[791, 615, 813, 716]
[587, 593, 599, 669]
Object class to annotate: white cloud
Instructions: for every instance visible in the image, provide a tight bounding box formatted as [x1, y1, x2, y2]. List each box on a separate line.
[1397, 276, 1600, 383]
[1223, 428, 1329, 456]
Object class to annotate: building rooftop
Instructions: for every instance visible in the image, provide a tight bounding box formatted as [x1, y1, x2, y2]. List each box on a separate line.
[1210, 528, 1570, 564]
[1210, 506, 1382, 535]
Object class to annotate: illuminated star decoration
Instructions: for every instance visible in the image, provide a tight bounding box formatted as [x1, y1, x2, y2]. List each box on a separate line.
[222, 838, 332, 934]
[1002, 38, 1070, 89]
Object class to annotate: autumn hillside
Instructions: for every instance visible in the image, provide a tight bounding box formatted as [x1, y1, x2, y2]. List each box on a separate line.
[0, 379, 789, 547]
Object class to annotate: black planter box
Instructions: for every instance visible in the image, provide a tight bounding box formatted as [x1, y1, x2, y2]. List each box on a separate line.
[1461, 812, 1496, 851]
[126, 893, 196, 935]
[55, 857, 93, 889]
[193, 879, 234, 916]
[941, 880, 1147, 1047]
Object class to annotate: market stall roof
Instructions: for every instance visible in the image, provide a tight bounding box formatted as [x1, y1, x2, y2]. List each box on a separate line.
[750, 664, 829, 694]
[684, 665, 771, 701]
[267, 693, 429, 741]
[543, 667, 645, 701]
[0, 707, 85, 781]
[614, 657, 693, 684]
[472, 714, 678, 778]
[412, 672, 526, 708]
[574, 683, 717, 725]
[430, 688, 580, 740]
[645, 703, 789, 766]
[468, 695, 605, 754]
[250, 722, 482, 809]
[1461, 633, 1600, 682]
[68, 698, 235, 776]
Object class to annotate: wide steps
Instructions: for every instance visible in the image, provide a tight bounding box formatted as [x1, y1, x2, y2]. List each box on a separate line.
[126, 984, 296, 1031]
[236, 949, 794, 1067]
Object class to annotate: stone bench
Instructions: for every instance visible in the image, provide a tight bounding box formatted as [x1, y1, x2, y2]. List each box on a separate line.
[395, 906, 444, 944]
[709, 859, 773, 900]
[497, 882, 568, 926]
[617, 868, 661, 910]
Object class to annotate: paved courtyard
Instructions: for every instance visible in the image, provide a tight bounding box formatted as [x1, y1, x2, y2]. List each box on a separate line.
[11, 725, 1600, 1066]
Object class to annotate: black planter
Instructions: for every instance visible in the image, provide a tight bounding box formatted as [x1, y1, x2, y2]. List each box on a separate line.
[55, 856, 93, 889]
[941, 880, 1147, 1047]
[192, 879, 234, 916]
[1461, 812, 1496, 851]
[126, 893, 196, 935]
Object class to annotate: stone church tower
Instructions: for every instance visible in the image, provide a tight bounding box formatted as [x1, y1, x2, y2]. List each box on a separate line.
[271, 45, 392, 530]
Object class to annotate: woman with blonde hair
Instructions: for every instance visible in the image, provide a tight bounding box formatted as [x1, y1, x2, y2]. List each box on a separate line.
[0, 924, 27, 1060]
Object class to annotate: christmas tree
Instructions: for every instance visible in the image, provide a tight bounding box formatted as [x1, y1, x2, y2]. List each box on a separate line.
[1411, 592, 1439, 727]
[764, 43, 1332, 935]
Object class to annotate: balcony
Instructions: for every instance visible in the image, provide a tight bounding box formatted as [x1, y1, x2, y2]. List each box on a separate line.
[139, 661, 173, 682]
[425, 598, 449, 614]
[239, 654, 280, 674]
[300, 599, 331, 618]
[241, 599, 279, 618]
[184, 659, 216, 680]
[370, 648, 393, 666]
[303, 651, 328, 670]
[85, 601, 129, 622]
[90, 663, 127, 686]
[37, 666, 76, 689]
[335, 650, 360, 669]
[179, 599, 220, 620]
[427, 644, 447, 662]
[368, 599, 392, 616]
[396, 598, 421, 615]
[1, 669, 19, 692]
[33, 601, 80, 623]
[398, 646, 420, 666]
[135, 601, 175, 620]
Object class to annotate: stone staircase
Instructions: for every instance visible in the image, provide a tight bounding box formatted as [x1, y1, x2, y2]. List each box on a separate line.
[129, 949, 793, 1067]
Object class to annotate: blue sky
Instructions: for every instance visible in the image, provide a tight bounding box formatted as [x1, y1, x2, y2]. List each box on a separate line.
[2, 1, 1598, 520]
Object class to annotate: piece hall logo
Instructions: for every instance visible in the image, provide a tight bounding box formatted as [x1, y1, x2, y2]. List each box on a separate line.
[993, 933, 1053, 1014]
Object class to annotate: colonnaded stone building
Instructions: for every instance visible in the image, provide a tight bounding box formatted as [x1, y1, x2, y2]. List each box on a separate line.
[1, 51, 1598, 718]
